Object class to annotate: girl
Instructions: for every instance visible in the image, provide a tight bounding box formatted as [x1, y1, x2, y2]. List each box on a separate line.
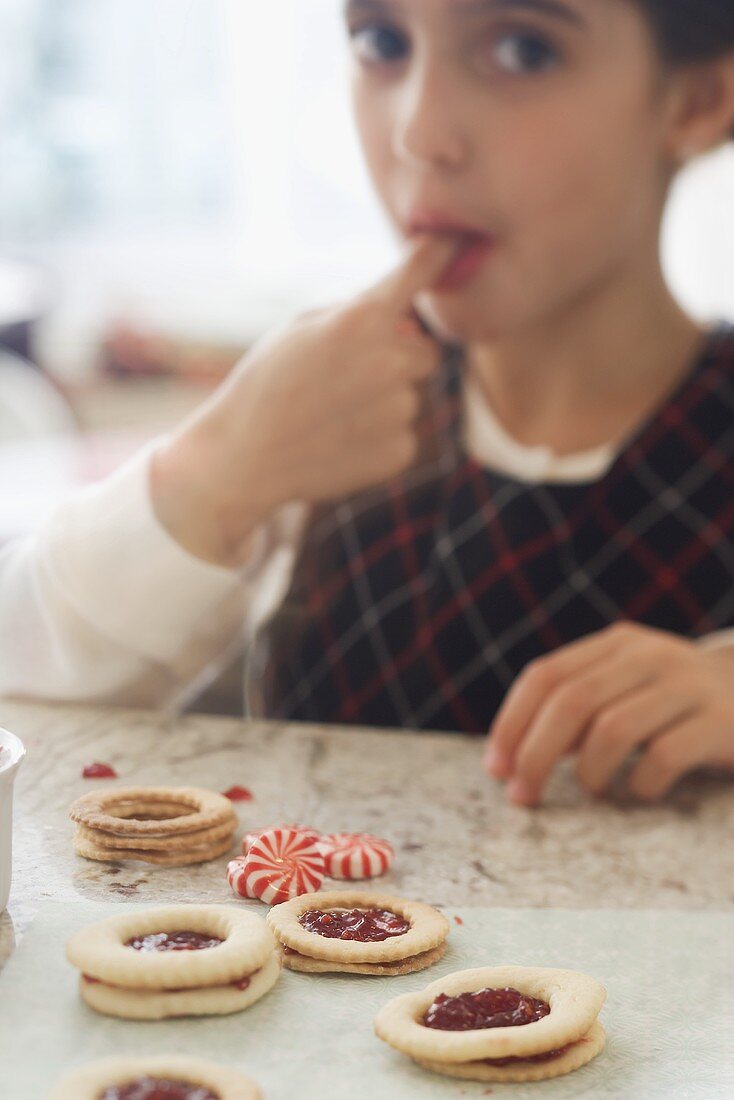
[2, 0, 734, 807]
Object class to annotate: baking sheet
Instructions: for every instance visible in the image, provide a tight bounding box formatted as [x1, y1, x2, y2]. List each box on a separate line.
[0, 903, 731, 1099]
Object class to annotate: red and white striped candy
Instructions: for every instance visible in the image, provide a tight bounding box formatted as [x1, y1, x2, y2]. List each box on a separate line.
[227, 857, 250, 899]
[318, 833, 395, 880]
[242, 824, 319, 855]
[230, 827, 325, 905]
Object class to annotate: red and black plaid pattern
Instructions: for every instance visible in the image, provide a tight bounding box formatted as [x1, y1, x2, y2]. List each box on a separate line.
[253, 322, 734, 734]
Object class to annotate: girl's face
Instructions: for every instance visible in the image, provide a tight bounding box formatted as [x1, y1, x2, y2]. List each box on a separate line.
[346, 0, 680, 343]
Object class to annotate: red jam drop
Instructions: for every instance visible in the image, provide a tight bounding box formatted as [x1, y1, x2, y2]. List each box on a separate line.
[82, 762, 118, 779]
[299, 908, 410, 942]
[99, 1079, 219, 1100]
[424, 988, 551, 1031]
[222, 785, 253, 802]
[124, 931, 223, 953]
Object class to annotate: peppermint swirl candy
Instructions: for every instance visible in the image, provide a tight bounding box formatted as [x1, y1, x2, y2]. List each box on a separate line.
[227, 856, 250, 899]
[230, 828, 325, 905]
[242, 824, 317, 855]
[318, 833, 395, 880]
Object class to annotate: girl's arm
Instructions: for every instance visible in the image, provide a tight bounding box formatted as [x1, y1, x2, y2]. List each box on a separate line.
[0, 446, 303, 708]
[0, 235, 456, 709]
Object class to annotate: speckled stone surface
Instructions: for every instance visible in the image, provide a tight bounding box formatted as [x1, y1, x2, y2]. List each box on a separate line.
[2, 700, 733, 971]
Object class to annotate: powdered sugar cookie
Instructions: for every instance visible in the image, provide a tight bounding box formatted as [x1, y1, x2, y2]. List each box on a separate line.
[48, 1055, 261, 1099]
[267, 890, 449, 974]
[374, 965, 606, 1081]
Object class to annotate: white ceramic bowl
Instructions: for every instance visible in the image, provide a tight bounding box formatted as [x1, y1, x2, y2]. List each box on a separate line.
[0, 728, 26, 914]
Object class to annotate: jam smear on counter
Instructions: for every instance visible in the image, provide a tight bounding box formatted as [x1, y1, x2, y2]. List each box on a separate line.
[82, 762, 118, 779]
[221, 786, 253, 802]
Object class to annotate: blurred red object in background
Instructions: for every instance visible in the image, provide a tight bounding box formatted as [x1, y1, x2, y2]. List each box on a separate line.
[101, 321, 244, 385]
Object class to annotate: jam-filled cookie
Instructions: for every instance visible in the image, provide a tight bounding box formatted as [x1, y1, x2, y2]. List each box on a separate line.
[374, 965, 606, 1082]
[267, 890, 449, 975]
[48, 1055, 262, 1099]
[66, 904, 280, 1019]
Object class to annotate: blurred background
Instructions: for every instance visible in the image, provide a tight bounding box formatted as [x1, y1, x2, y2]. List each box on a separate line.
[1, 0, 733, 538]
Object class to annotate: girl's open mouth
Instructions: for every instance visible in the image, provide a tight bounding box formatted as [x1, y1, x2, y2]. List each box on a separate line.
[432, 234, 494, 292]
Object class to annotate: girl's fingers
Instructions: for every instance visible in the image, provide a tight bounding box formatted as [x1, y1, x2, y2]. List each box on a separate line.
[625, 718, 720, 801]
[506, 654, 656, 805]
[484, 623, 635, 780]
[575, 686, 697, 795]
[365, 234, 460, 317]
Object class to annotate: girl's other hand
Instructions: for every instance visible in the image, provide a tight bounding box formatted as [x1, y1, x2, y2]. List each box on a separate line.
[483, 623, 734, 804]
[150, 235, 459, 567]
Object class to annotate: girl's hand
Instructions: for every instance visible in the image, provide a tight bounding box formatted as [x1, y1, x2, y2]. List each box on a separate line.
[483, 623, 734, 804]
[150, 235, 458, 567]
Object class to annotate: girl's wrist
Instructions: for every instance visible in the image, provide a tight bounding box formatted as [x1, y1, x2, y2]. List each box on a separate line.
[148, 431, 282, 569]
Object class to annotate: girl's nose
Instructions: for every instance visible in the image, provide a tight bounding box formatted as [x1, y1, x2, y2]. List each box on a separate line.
[391, 62, 470, 171]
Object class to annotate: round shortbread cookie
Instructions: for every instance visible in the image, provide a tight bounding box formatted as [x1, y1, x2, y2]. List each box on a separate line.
[74, 832, 234, 866]
[267, 890, 449, 965]
[374, 966, 607, 1062]
[76, 819, 235, 850]
[67, 905, 276, 989]
[98, 801, 207, 822]
[412, 1020, 606, 1083]
[70, 786, 236, 837]
[79, 951, 281, 1020]
[48, 1055, 261, 1099]
[280, 941, 447, 976]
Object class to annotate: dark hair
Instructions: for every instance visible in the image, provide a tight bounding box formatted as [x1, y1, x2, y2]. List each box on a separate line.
[634, 1, 734, 138]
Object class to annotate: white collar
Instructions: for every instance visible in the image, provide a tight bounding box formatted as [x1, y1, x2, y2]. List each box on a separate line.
[462, 370, 617, 485]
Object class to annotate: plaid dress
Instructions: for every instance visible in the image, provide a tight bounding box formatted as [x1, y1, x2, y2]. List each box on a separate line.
[252, 322, 734, 734]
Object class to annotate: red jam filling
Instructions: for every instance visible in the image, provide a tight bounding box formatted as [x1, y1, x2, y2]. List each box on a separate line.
[424, 987, 551, 1031]
[299, 908, 410, 942]
[82, 762, 118, 779]
[124, 931, 223, 953]
[83, 973, 251, 992]
[98, 1079, 219, 1100]
[482, 1045, 569, 1067]
[222, 785, 253, 801]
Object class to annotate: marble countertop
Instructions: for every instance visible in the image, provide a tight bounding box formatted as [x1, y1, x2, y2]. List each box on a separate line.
[3, 700, 734, 970]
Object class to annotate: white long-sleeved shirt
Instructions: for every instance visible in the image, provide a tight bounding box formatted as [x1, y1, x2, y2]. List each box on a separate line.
[2, 371, 733, 711]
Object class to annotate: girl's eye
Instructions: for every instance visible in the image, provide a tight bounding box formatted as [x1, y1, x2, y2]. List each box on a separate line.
[348, 24, 409, 66]
[490, 31, 559, 74]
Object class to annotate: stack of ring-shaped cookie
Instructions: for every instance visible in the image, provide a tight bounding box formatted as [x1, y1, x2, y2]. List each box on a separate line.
[266, 890, 449, 975]
[66, 904, 281, 1019]
[374, 966, 607, 1083]
[70, 786, 237, 866]
[48, 1056, 262, 1099]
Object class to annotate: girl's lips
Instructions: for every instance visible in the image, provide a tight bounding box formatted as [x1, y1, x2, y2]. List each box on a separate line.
[431, 234, 494, 292]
